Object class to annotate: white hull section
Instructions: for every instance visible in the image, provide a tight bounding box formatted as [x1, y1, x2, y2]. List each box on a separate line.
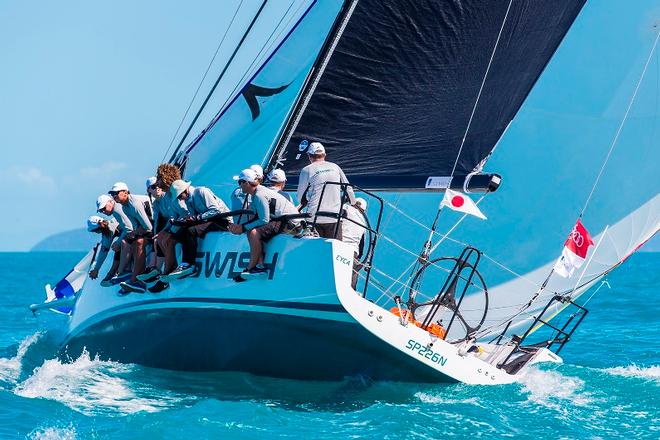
[59, 231, 561, 384]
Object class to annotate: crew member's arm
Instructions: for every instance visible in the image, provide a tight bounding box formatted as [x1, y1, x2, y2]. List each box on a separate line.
[134, 199, 153, 233]
[296, 167, 310, 207]
[242, 192, 269, 231]
[196, 187, 222, 221]
[89, 235, 111, 278]
[113, 206, 133, 242]
[338, 167, 356, 205]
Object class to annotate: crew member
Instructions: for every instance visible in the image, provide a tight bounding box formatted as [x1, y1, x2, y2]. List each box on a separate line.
[296, 142, 355, 239]
[86, 215, 121, 286]
[109, 181, 153, 293]
[342, 198, 368, 289]
[229, 168, 300, 279]
[166, 179, 231, 280]
[230, 164, 263, 224]
[267, 168, 294, 204]
[96, 193, 133, 285]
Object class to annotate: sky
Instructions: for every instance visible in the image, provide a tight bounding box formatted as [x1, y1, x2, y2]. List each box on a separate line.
[0, 0, 243, 250]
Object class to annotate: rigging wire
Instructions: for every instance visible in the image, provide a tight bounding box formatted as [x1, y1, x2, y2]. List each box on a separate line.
[579, 29, 660, 218]
[160, 0, 245, 163]
[168, 0, 269, 163]
[472, 30, 660, 339]
[449, 0, 513, 179]
[176, 0, 305, 170]
[401, 0, 515, 306]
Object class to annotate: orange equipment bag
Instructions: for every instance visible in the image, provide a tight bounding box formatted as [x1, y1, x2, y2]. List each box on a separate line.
[390, 307, 447, 339]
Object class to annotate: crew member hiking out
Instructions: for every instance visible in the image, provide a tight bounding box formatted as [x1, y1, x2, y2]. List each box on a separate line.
[96, 193, 133, 286]
[86, 215, 121, 286]
[163, 179, 231, 281]
[230, 164, 263, 224]
[297, 142, 355, 239]
[137, 175, 187, 292]
[109, 182, 154, 293]
[229, 168, 301, 280]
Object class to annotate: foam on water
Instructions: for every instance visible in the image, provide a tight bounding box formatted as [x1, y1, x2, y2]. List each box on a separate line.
[28, 425, 77, 440]
[518, 366, 593, 407]
[0, 332, 43, 384]
[603, 365, 660, 384]
[14, 350, 187, 416]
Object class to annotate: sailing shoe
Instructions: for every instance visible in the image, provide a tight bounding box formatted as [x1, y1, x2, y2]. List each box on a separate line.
[238, 266, 269, 281]
[164, 263, 197, 281]
[147, 280, 170, 293]
[117, 286, 131, 296]
[109, 272, 131, 285]
[100, 274, 115, 287]
[119, 280, 147, 293]
[137, 266, 161, 283]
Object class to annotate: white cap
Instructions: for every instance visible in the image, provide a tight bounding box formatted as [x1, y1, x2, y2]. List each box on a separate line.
[307, 141, 325, 155]
[250, 164, 264, 179]
[87, 215, 105, 232]
[355, 197, 368, 210]
[96, 194, 113, 212]
[170, 180, 191, 199]
[267, 169, 286, 183]
[145, 176, 157, 189]
[236, 168, 258, 184]
[109, 181, 129, 193]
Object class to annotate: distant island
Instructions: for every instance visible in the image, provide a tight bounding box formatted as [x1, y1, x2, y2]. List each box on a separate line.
[31, 228, 96, 252]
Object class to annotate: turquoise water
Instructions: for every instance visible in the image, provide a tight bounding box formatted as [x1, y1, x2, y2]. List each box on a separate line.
[0, 252, 658, 439]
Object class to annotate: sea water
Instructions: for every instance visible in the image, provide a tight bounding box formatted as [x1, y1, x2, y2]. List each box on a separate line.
[0, 252, 657, 439]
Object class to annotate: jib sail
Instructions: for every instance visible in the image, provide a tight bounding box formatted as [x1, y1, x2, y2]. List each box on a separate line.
[176, 0, 348, 190]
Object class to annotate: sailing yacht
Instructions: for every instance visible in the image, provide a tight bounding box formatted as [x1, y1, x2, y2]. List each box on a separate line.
[39, 0, 658, 385]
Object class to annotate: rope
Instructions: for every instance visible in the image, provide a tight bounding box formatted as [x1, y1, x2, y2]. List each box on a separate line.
[160, 0, 244, 163]
[579, 29, 660, 217]
[449, 0, 514, 178]
[176, 0, 306, 170]
[168, 0, 269, 163]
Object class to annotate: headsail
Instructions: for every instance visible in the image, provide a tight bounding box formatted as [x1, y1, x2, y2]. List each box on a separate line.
[177, 0, 347, 191]
[268, 0, 587, 191]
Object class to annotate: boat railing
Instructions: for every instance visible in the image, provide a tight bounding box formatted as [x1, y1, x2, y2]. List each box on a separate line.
[496, 295, 589, 373]
[313, 182, 384, 298]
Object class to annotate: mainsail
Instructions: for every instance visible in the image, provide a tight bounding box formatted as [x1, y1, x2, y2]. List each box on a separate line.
[267, 0, 587, 190]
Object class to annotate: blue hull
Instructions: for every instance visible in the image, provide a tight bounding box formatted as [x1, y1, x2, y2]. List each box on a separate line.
[60, 305, 454, 383]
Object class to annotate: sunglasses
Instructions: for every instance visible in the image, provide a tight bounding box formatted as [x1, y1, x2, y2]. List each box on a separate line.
[148, 184, 158, 190]
[238, 179, 246, 185]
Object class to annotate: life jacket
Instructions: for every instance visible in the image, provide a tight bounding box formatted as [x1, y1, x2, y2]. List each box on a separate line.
[390, 307, 447, 339]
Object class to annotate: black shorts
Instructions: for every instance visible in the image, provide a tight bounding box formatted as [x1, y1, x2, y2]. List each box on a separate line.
[314, 222, 342, 240]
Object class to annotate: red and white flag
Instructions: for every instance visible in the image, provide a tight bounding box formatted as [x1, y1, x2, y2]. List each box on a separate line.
[440, 189, 486, 220]
[553, 219, 595, 278]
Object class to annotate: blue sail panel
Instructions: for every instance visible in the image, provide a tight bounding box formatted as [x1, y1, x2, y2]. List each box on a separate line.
[182, 0, 345, 193]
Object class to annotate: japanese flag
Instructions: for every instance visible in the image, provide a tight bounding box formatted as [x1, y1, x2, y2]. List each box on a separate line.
[440, 189, 486, 220]
[553, 219, 594, 278]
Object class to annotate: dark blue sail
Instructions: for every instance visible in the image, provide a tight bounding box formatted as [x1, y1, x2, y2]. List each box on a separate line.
[269, 0, 587, 190]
